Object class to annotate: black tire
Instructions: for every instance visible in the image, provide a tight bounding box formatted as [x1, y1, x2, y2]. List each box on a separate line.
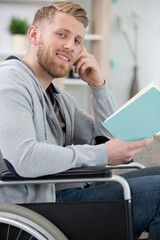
[0, 202, 68, 240]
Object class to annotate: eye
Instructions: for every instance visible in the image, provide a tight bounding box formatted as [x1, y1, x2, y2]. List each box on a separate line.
[75, 39, 81, 45]
[57, 33, 65, 37]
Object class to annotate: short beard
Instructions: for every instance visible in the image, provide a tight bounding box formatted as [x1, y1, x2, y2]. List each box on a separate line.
[37, 37, 73, 78]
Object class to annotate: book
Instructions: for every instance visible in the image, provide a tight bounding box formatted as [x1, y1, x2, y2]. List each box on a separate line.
[102, 82, 160, 141]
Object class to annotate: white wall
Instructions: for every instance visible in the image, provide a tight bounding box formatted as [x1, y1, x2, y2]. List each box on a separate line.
[110, 0, 160, 107]
[0, 2, 43, 50]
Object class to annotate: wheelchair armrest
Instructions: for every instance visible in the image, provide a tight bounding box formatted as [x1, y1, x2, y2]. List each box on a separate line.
[0, 160, 145, 182]
[106, 161, 145, 170]
[0, 167, 112, 181]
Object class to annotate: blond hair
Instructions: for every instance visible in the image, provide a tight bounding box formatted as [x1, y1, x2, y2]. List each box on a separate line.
[32, 1, 89, 28]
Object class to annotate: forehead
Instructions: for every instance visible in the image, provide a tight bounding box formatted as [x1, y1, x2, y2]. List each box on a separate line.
[46, 11, 86, 38]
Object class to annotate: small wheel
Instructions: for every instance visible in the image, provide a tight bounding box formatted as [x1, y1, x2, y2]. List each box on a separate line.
[0, 203, 68, 240]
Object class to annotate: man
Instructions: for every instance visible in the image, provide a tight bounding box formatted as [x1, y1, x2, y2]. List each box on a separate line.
[0, 1, 159, 239]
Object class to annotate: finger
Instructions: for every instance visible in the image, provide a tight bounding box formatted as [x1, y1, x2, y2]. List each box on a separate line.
[74, 57, 84, 73]
[75, 57, 92, 74]
[75, 55, 97, 73]
[81, 45, 87, 54]
[78, 60, 97, 75]
[73, 46, 87, 67]
[80, 51, 95, 62]
[78, 62, 89, 74]
[79, 45, 94, 59]
[128, 137, 153, 149]
[132, 146, 145, 155]
[139, 137, 153, 147]
[145, 137, 153, 144]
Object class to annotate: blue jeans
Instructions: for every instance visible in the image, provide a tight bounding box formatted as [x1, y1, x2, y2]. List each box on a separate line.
[56, 166, 160, 240]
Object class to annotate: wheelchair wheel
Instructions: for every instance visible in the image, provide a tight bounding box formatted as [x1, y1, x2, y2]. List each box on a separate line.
[0, 203, 68, 240]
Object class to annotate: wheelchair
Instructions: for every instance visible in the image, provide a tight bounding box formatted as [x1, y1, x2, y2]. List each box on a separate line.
[0, 152, 146, 240]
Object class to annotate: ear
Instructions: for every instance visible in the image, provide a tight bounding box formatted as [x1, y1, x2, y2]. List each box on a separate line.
[28, 26, 38, 46]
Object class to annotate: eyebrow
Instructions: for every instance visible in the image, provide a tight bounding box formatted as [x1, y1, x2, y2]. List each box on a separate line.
[56, 28, 84, 41]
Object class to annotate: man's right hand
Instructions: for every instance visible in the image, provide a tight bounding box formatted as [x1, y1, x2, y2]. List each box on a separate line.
[105, 137, 153, 166]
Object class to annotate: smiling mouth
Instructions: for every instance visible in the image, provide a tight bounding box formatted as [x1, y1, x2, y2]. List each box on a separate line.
[56, 53, 71, 62]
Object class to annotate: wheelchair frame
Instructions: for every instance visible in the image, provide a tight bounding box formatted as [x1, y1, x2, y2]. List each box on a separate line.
[0, 163, 145, 240]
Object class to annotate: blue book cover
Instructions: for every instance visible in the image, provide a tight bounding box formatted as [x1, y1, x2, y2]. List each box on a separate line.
[103, 82, 160, 141]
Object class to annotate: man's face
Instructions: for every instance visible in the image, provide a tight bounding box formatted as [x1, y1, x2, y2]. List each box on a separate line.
[36, 11, 85, 78]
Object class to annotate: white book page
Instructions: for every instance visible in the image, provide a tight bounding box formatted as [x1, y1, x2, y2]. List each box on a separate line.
[104, 82, 159, 122]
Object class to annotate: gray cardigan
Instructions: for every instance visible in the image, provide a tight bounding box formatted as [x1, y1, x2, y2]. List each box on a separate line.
[0, 59, 116, 203]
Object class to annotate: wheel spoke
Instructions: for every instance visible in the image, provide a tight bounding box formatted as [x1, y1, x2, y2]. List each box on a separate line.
[28, 236, 34, 240]
[6, 225, 10, 240]
[16, 229, 22, 240]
